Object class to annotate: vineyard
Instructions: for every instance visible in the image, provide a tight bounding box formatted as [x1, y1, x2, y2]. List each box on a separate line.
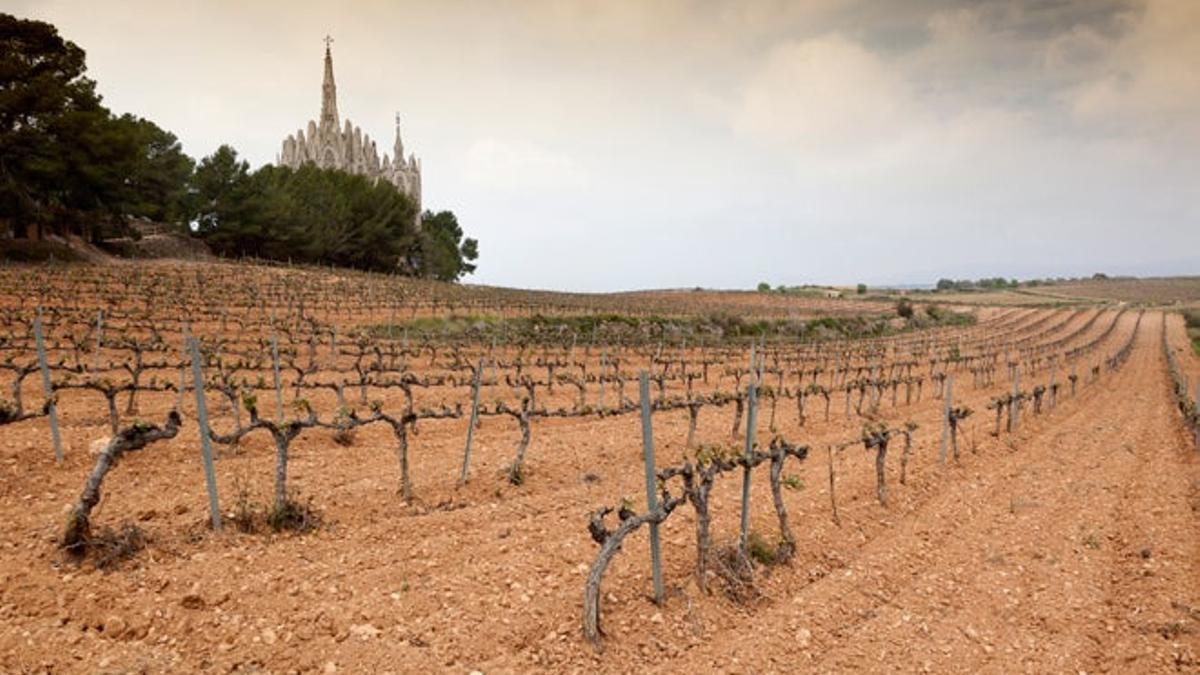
[1, 261, 1198, 672]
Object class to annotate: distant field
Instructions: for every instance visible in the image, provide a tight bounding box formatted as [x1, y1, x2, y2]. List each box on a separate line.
[882, 276, 1200, 308]
[1021, 277, 1200, 306]
[616, 288, 893, 318]
[899, 289, 1082, 307]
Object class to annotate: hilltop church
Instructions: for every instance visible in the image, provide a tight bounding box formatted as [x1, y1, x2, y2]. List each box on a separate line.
[277, 38, 422, 224]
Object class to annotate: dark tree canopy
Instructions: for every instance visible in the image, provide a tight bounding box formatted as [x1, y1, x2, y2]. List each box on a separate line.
[418, 210, 478, 282]
[1, 13, 479, 280]
[190, 144, 251, 235]
[192, 149, 425, 273]
[1, 13, 101, 236]
[0, 13, 193, 240]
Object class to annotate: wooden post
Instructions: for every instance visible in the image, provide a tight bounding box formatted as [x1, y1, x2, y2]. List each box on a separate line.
[187, 336, 222, 531]
[739, 380, 758, 551]
[93, 309, 104, 372]
[598, 348, 607, 409]
[939, 374, 953, 464]
[638, 371, 664, 605]
[458, 357, 484, 485]
[176, 365, 188, 412]
[748, 343, 756, 386]
[330, 324, 338, 368]
[177, 326, 191, 412]
[1011, 370, 1021, 430]
[270, 335, 284, 422]
[1049, 369, 1057, 410]
[34, 311, 63, 463]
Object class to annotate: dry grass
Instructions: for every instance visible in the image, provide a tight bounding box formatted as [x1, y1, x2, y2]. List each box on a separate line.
[86, 523, 149, 569]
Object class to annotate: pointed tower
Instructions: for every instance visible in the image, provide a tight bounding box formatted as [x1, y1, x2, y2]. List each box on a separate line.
[320, 36, 339, 131]
[393, 112, 405, 165]
[278, 36, 424, 227]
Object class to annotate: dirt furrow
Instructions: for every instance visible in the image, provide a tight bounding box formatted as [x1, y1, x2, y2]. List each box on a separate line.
[658, 312, 1199, 673]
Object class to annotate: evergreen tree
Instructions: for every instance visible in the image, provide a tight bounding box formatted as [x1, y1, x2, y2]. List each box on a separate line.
[1, 14, 194, 240]
[419, 210, 478, 282]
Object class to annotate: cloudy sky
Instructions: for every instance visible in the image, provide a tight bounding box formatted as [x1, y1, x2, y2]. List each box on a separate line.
[12, 0, 1199, 290]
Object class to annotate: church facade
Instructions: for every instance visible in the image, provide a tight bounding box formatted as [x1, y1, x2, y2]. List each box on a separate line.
[277, 40, 422, 223]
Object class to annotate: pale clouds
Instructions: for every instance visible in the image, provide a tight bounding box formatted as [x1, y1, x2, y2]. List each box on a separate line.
[1069, 0, 1200, 142]
[10, 0, 1200, 289]
[462, 140, 587, 191]
[733, 35, 911, 153]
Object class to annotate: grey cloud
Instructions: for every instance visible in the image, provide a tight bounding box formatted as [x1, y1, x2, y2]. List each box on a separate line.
[11, 0, 1198, 290]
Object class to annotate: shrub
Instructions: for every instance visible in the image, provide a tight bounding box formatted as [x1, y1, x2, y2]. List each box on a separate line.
[266, 494, 322, 533]
[745, 531, 781, 566]
[230, 481, 262, 533]
[87, 523, 148, 569]
[331, 406, 356, 446]
[896, 298, 914, 319]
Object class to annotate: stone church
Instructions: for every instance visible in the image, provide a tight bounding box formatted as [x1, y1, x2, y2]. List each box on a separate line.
[277, 39, 422, 223]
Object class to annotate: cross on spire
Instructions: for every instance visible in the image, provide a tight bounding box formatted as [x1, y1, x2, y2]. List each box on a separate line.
[320, 35, 339, 128]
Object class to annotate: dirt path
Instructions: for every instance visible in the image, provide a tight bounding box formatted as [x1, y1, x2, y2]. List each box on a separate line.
[658, 312, 1200, 673]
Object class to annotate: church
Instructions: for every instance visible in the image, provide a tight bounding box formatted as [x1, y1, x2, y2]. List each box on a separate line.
[277, 39, 422, 223]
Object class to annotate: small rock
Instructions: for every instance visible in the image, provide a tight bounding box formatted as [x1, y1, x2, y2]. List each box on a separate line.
[796, 627, 812, 648]
[649, 612, 663, 624]
[349, 623, 381, 640]
[180, 594, 205, 610]
[323, 662, 337, 674]
[104, 615, 128, 639]
[89, 437, 112, 455]
[261, 627, 277, 645]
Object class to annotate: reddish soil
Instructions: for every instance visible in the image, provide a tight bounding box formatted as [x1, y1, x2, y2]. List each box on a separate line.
[0, 271, 1197, 674]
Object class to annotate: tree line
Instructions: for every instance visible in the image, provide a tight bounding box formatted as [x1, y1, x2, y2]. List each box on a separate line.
[0, 13, 477, 281]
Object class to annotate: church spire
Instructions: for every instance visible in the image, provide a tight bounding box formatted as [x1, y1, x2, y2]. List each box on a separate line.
[393, 112, 404, 163]
[320, 35, 339, 130]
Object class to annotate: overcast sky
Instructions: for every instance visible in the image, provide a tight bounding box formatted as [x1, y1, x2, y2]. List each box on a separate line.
[12, 0, 1199, 291]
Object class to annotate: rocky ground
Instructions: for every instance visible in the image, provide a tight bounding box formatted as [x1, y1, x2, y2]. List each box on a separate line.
[1, 312, 1197, 673]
